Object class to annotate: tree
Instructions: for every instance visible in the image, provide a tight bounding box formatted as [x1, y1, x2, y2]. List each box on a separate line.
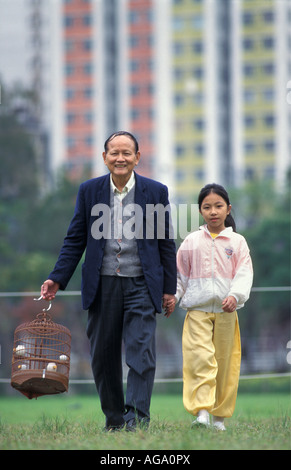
[0, 83, 40, 201]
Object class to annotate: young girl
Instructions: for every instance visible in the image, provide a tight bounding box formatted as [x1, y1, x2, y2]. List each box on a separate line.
[175, 183, 253, 431]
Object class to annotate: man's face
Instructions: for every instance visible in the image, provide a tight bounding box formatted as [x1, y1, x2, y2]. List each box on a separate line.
[103, 135, 140, 183]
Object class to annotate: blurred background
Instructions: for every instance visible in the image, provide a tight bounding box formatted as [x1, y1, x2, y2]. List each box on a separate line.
[0, 0, 290, 394]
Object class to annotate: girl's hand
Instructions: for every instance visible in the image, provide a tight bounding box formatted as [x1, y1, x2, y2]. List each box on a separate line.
[222, 296, 237, 312]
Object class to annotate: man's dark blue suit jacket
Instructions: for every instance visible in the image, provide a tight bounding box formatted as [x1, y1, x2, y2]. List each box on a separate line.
[48, 171, 177, 312]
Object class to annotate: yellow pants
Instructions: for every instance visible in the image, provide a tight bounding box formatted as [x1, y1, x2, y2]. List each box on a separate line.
[182, 309, 241, 418]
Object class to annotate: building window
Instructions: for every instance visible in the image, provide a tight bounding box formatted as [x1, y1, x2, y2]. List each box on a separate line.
[263, 87, 274, 102]
[195, 169, 204, 180]
[83, 39, 93, 51]
[244, 115, 255, 128]
[85, 135, 94, 147]
[263, 140, 275, 152]
[128, 11, 139, 24]
[67, 136, 76, 149]
[173, 42, 184, 56]
[262, 37, 275, 49]
[66, 113, 76, 124]
[174, 93, 185, 107]
[84, 112, 93, 123]
[129, 35, 139, 48]
[65, 64, 74, 76]
[84, 63, 93, 75]
[175, 145, 185, 157]
[194, 143, 205, 156]
[64, 15, 74, 27]
[262, 63, 275, 75]
[130, 60, 139, 72]
[243, 64, 255, 77]
[66, 88, 75, 100]
[264, 166, 275, 179]
[65, 39, 74, 52]
[191, 14, 203, 30]
[192, 67, 204, 80]
[263, 114, 275, 127]
[262, 11, 274, 23]
[175, 170, 186, 181]
[83, 15, 92, 26]
[192, 41, 203, 54]
[242, 12, 254, 26]
[193, 118, 205, 131]
[244, 88, 256, 103]
[84, 87, 93, 99]
[245, 167, 255, 180]
[173, 18, 184, 31]
[130, 84, 140, 96]
[244, 141, 256, 154]
[243, 38, 255, 50]
[131, 109, 140, 120]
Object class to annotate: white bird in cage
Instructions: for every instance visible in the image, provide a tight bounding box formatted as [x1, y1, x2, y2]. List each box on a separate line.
[47, 362, 57, 371]
[59, 354, 68, 361]
[18, 364, 28, 370]
[15, 345, 27, 357]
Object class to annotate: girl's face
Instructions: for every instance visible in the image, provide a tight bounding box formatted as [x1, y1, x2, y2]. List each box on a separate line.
[200, 191, 231, 234]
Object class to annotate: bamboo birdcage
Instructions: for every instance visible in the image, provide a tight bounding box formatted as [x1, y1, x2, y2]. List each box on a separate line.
[11, 298, 71, 399]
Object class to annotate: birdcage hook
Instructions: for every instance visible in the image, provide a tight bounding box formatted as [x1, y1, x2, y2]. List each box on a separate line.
[33, 296, 52, 312]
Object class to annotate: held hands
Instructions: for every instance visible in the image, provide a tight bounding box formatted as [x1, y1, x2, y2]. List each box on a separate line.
[41, 280, 60, 302]
[163, 294, 176, 318]
[222, 295, 237, 312]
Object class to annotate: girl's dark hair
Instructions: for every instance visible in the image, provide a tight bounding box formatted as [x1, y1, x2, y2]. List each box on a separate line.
[104, 131, 139, 154]
[198, 183, 236, 232]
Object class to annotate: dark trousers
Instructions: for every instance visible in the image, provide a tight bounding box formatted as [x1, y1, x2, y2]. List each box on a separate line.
[86, 275, 156, 427]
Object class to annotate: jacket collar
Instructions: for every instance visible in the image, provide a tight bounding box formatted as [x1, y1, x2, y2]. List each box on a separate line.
[96, 171, 147, 208]
[200, 224, 233, 238]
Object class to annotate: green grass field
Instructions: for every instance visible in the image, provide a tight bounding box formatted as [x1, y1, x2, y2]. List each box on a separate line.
[0, 379, 290, 450]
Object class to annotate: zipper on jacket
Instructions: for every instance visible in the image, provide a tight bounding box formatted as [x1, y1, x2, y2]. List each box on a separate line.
[211, 238, 215, 311]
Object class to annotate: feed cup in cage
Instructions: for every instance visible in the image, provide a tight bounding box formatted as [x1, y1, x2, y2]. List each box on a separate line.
[11, 298, 71, 399]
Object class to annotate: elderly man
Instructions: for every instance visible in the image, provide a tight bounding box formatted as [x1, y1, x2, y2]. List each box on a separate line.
[41, 131, 176, 431]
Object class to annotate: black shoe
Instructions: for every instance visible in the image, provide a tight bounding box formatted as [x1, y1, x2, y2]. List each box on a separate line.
[125, 417, 149, 432]
[125, 418, 137, 432]
[103, 423, 124, 433]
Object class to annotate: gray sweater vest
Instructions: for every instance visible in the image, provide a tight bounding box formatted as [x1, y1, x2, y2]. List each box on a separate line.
[100, 185, 143, 277]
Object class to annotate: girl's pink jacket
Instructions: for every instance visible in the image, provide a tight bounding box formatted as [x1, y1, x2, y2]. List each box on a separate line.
[176, 225, 253, 313]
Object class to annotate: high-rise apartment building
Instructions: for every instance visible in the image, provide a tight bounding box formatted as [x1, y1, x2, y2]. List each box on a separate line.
[172, 0, 291, 202]
[231, 0, 291, 190]
[172, 0, 233, 202]
[46, 0, 164, 183]
[62, 0, 95, 177]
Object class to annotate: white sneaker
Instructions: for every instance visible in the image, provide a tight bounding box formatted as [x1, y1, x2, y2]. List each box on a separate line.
[212, 417, 226, 431]
[192, 409, 210, 427]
